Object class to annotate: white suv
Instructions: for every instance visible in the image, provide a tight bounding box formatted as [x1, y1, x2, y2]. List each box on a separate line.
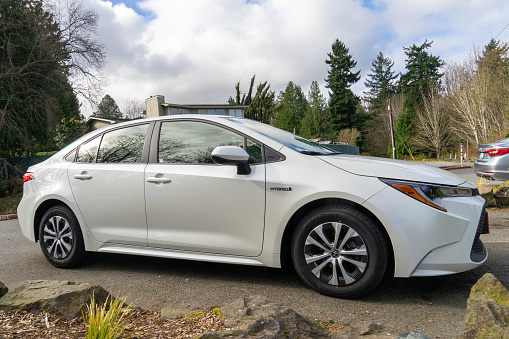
[18, 115, 488, 298]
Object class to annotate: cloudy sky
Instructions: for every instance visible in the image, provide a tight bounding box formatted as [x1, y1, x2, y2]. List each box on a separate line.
[80, 0, 509, 116]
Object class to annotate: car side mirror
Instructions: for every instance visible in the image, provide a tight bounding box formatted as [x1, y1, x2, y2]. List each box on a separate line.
[211, 146, 251, 175]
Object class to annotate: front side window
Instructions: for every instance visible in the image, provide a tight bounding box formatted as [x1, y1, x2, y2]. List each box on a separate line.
[96, 124, 148, 163]
[158, 121, 244, 164]
[246, 139, 263, 163]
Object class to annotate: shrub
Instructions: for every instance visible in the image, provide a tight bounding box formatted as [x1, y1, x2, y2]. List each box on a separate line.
[82, 294, 133, 339]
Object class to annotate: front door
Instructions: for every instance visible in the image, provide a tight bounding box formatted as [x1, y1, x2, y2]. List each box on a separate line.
[145, 120, 265, 256]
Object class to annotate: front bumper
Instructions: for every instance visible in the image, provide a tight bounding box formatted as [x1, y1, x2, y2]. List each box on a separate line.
[411, 207, 488, 276]
[364, 186, 487, 277]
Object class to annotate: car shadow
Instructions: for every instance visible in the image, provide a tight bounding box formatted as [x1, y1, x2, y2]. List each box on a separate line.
[78, 251, 492, 306]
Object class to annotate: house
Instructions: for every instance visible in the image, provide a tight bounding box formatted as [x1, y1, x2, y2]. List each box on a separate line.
[86, 116, 133, 130]
[88, 95, 248, 130]
[145, 95, 247, 118]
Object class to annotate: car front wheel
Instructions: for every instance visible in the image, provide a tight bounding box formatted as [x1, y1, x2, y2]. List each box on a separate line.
[39, 205, 87, 268]
[291, 205, 389, 298]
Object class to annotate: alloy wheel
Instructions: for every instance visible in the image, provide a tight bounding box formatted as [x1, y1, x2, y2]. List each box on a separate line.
[304, 222, 368, 286]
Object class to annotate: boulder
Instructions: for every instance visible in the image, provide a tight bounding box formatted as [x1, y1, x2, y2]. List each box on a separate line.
[0, 280, 110, 320]
[198, 295, 329, 339]
[0, 281, 7, 299]
[461, 273, 509, 338]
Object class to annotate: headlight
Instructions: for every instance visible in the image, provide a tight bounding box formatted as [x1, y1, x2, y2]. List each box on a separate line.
[379, 178, 478, 212]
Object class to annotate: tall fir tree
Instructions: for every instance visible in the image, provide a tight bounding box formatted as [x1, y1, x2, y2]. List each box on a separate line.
[399, 40, 444, 113]
[300, 81, 327, 139]
[324, 39, 362, 141]
[93, 94, 123, 119]
[395, 40, 444, 157]
[363, 52, 398, 112]
[273, 81, 307, 133]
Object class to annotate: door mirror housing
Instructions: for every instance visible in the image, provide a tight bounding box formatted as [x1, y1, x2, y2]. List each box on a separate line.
[211, 146, 251, 175]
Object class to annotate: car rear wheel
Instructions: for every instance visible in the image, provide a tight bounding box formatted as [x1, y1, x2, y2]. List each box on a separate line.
[291, 205, 389, 298]
[39, 205, 87, 268]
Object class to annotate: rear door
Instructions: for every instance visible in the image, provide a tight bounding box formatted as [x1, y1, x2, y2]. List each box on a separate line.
[68, 123, 151, 245]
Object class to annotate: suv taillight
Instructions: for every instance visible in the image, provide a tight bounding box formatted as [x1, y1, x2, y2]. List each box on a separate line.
[486, 148, 509, 156]
[23, 173, 34, 182]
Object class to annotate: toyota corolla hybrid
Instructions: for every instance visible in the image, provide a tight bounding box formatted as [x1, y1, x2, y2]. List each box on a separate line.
[18, 115, 488, 298]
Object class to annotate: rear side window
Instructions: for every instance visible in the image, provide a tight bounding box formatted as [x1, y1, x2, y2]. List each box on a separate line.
[76, 124, 148, 163]
[97, 124, 148, 163]
[76, 136, 101, 163]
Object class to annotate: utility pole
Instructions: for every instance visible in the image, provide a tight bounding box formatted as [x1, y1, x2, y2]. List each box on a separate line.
[388, 99, 396, 159]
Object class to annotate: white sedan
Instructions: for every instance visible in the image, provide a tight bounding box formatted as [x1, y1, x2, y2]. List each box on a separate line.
[18, 115, 488, 298]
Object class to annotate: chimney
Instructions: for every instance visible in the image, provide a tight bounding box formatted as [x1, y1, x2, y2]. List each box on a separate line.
[145, 95, 166, 117]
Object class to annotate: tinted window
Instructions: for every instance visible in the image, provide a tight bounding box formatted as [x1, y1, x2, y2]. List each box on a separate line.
[96, 124, 148, 163]
[158, 121, 244, 164]
[76, 136, 101, 163]
[246, 139, 263, 164]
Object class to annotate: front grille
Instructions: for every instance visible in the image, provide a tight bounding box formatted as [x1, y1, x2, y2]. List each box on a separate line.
[470, 208, 488, 262]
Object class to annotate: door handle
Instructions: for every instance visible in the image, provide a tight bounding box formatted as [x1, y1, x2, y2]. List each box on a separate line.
[146, 177, 172, 184]
[74, 173, 92, 180]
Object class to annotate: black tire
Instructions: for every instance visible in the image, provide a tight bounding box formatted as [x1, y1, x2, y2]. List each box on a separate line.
[39, 205, 87, 268]
[291, 205, 389, 298]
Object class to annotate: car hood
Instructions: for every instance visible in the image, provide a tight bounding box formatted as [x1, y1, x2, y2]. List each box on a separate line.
[319, 155, 467, 186]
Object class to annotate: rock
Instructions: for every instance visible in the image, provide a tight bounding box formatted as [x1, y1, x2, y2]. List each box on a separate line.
[396, 332, 430, 339]
[0, 281, 7, 299]
[461, 273, 509, 338]
[0, 280, 110, 320]
[330, 322, 397, 338]
[198, 295, 329, 339]
[161, 306, 215, 320]
[481, 190, 497, 207]
[494, 187, 509, 205]
[477, 186, 493, 195]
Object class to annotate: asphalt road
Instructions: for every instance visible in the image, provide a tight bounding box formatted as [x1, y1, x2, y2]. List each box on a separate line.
[1, 167, 508, 338]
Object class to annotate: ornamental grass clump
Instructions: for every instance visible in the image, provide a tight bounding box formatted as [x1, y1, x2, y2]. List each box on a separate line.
[82, 293, 132, 339]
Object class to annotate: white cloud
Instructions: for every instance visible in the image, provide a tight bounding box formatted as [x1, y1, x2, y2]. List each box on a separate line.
[80, 0, 509, 116]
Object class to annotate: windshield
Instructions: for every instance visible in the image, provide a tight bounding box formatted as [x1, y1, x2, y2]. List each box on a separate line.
[226, 118, 337, 155]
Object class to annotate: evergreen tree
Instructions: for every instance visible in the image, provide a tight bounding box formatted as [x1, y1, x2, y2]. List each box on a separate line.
[324, 39, 362, 140]
[93, 94, 123, 119]
[363, 52, 398, 112]
[273, 81, 307, 133]
[229, 75, 276, 123]
[0, 0, 76, 155]
[0, 0, 104, 155]
[399, 40, 444, 113]
[395, 40, 444, 157]
[228, 75, 255, 106]
[300, 81, 327, 139]
[477, 38, 509, 74]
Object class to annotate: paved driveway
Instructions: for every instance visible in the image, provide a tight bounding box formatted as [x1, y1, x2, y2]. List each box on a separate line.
[1, 166, 507, 338]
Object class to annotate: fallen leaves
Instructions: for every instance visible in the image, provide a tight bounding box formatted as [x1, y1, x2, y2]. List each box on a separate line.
[0, 308, 225, 338]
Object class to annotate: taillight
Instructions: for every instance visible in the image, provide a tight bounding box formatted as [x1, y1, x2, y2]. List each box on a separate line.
[23, 173, 34, 182]
[486, 148, 509, 156]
